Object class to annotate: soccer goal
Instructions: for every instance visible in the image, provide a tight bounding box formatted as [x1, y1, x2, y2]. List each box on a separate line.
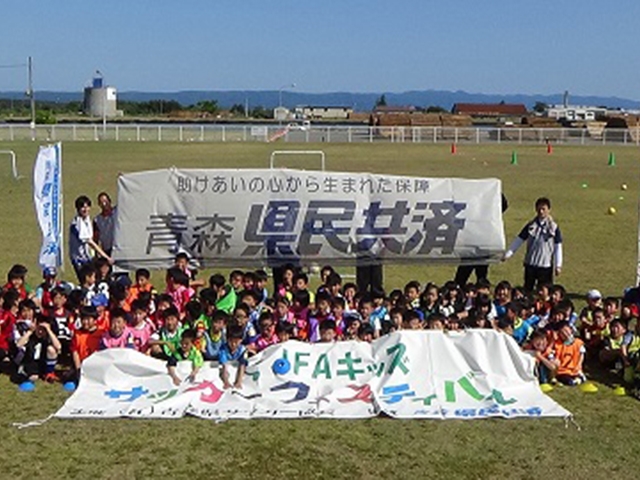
[0, 150, 20, 179]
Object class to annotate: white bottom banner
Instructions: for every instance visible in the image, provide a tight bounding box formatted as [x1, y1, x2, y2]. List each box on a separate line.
[55, 331, 570, 420]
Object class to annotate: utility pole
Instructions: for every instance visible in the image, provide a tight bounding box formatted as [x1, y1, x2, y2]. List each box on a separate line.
[27, 56, 36, 141]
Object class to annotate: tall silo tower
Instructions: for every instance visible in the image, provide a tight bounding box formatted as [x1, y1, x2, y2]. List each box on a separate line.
[83, 71, 117, 117]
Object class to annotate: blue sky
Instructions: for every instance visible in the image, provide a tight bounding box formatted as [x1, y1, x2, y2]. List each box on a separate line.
[2, 1, 639, 99]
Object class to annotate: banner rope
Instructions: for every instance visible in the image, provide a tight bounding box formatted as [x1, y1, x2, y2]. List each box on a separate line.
[12, 414, 54, 429]
[564, 415, 581, 431]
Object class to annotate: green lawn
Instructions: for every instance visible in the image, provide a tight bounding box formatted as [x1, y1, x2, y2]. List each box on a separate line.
[1, 141, 640, 479]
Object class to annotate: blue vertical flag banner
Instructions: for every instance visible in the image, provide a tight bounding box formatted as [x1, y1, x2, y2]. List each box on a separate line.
[33, 143, 63, 269]
[113, 168, 505, 269]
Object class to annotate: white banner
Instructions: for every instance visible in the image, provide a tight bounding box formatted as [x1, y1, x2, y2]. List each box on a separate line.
[33, 143, 63, 269]
[113, 168, 505, 269]
[55, 331, 570, 420]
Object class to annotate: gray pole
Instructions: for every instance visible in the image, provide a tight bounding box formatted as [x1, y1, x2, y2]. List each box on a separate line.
[28, 56, 36, 141]
[102, 88, 107, 136]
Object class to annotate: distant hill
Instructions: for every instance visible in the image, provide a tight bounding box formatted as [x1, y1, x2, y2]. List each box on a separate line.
[1, 89, 639, 111]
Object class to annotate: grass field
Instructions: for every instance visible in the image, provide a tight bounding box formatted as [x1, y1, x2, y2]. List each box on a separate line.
[1, 141, 640, 479]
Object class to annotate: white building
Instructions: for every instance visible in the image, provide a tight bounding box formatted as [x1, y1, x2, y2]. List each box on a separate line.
[294, 106, 353, 120]
[83, 74, 118, 117]
[546, 105, 607, 122]
[273, 106, 292, 121]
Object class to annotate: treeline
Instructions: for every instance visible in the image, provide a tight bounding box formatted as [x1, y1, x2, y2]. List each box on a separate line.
[0, 98, 274, 120]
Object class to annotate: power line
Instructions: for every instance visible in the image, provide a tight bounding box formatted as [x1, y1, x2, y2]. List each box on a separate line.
[0, 63, 27, 69]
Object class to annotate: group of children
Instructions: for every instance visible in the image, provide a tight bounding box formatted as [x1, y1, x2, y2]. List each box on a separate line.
[1, 256, 640, 395]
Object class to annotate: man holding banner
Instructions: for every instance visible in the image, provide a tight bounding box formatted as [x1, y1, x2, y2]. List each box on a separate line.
[69, 195, 113, 282]
[503, 197, 563, 292]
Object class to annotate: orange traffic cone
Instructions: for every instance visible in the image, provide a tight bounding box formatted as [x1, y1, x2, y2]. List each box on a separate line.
[547, 143, 553, 154]
[451, 143, 457, 155]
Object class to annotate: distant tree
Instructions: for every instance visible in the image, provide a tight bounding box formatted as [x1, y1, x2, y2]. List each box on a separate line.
[119, 100, 184, 116]
[375, 94, 387, 107]
[192, 100, 219, 115]
[229, 103, 245, 116]
[60, 101, 83, 114]
[425, 105, 448, 113]
[251, 106, 272, 119]
[533, 102, 548, 114]
[35, 109, 56, 124]
[160, 100, 183, 113]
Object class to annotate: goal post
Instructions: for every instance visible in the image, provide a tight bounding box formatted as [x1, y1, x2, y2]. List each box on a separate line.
[0, 150, 19, 179]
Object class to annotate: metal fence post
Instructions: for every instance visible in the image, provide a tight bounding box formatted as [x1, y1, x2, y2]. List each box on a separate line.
[200, 126, 204, 142]
[222, 126, 226, 142]
[348, 127, 352, 143]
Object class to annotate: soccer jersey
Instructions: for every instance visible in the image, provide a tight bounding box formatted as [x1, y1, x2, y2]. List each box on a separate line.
[215, 287, 237, 314]
[71, 328, 103, 363]
[553, 338, 585, 377]
[604, 333, 633, 351]
[627, 334, 640, 356]
[151, 326, 184, 357]
[253, 333, 279, 352]
[203, 330, 225, 361]
[166, 285, 194, 316]
[517, 217, 562, 268]
[0, 311, 16, 352]
[169, 345, 204, 369]
[126, 283, 156, 309]
[100, 327, 136, 350]
[512, 317, 534, 346]
[219, 343, 248, 366]
[2, 284, 30, 301]
[130, 321, 155, 353]
[370, 306, 389, 327]
[48, 307, 75, 341]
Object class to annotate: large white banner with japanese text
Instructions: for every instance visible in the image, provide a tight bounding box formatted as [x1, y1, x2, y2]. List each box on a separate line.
[113, 168, 504, 268]
[55, 331, 570, 420]
[33, 143, 63, 269]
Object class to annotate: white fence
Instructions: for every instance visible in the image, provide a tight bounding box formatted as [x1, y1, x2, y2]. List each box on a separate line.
[0, 123, 639, 145]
